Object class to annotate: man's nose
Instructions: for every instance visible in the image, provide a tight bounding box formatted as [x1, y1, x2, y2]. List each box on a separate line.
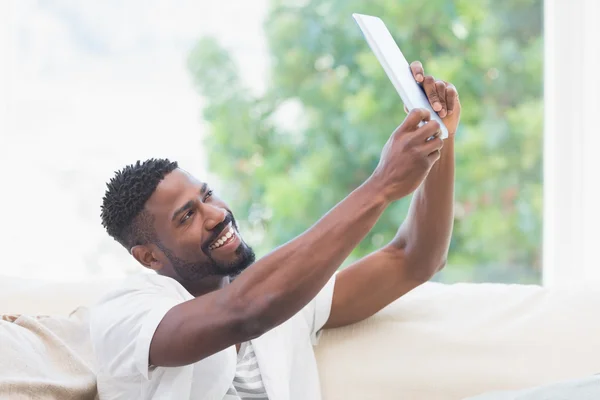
[203, 203, 227, 231]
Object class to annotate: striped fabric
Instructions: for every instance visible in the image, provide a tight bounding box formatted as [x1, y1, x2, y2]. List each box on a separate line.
[223, 341, 268, 399]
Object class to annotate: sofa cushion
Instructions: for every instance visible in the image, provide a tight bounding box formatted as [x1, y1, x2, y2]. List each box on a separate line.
[315, 281, 600, 400]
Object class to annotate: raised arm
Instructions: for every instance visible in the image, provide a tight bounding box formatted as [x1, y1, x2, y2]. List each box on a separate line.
[150, 109, 444, 367]
[323, 62, 461, 329]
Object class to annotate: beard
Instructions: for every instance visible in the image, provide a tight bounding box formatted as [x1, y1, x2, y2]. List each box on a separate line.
[157, 213, 256, 282]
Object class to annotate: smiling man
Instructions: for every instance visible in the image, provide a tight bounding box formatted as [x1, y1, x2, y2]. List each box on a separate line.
[90, 62, 460, 399]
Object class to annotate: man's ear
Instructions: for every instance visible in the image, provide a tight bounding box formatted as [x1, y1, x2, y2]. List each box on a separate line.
[131, 245, 163, 271]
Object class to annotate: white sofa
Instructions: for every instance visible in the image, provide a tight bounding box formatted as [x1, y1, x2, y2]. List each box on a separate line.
[1, 275, 599, 399]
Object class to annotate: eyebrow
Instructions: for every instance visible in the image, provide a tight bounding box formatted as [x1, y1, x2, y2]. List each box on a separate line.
[171, 183, 208, 222]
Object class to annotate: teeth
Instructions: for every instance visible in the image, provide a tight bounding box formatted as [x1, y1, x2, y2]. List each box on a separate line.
[210, 225, 237, 250]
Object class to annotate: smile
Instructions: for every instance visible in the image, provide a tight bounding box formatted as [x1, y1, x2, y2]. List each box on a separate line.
[208, 224, 237, 250]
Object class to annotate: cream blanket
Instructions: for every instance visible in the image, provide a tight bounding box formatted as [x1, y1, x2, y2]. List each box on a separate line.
[0, 308, 98, 400]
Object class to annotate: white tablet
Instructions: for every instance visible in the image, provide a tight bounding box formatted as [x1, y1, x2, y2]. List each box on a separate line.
[352, 13, 448, 139]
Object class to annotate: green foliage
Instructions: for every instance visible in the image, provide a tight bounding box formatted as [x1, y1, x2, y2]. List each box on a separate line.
[188, 0, 543, 283]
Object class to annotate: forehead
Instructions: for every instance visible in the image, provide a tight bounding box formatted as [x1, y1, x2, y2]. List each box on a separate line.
[145, 168, 203, 218]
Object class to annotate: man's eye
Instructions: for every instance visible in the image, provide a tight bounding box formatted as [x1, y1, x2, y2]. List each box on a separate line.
[204, 190, 213, 201]
[181, 210, 194, 223]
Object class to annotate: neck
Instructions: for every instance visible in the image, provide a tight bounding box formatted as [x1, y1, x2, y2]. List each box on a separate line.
[181, 275, 230, 297]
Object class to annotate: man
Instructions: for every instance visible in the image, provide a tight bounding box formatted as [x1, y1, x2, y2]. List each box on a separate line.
[90, 62, 460, 399]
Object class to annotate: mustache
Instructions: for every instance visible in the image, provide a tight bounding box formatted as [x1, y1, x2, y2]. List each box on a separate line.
[203, 212, 235, 250]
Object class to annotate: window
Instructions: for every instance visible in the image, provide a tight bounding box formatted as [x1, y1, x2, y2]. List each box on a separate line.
[0, 0, 552, 285]
[188, 1, 544, 284]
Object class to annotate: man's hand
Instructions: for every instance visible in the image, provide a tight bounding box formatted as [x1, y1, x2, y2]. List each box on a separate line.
[408, 61, 461, 137]
[369, 108, 444, 203]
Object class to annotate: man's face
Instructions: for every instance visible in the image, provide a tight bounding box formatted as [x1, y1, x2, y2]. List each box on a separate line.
[144, 168, 255, 281]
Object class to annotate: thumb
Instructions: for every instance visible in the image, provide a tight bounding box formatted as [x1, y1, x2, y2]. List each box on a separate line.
[401, 108, 431, 131]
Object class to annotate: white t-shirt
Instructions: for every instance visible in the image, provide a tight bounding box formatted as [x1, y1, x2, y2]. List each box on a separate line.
[89, 272, 336, 400]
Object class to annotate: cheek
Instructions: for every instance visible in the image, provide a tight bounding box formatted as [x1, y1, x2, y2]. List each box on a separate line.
[179, 237, 201, 255]
[162, 228, 204, 260]
[180, 221, 209, 255]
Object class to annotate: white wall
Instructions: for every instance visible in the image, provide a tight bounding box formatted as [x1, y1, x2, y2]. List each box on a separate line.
[544, 0, 600, 286]
[0, 0, 14, 142]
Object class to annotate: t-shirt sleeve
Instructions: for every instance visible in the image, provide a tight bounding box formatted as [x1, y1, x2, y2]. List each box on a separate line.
[90, 276, 185, 380]
[301, 275, 337, 345]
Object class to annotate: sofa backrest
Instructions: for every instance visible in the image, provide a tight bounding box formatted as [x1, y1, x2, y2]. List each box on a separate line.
[0, 274, 117, 315]
[315, 281, 600, 400]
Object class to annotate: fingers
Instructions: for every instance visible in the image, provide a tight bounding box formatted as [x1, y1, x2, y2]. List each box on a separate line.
[410, 61, 424, 83]
[424, 136, 444, 158]
[402, 108, 431, 130]
[410, 62, 458, 118]
[422, 76, 442, 113]
[427, 149, 442, 162]
[411, 120, 443, 162]
[435, 80, 447, 118]
[413, 119, 441, 142]
[445, 83, 458, 116]
[420, 74, 459, 118]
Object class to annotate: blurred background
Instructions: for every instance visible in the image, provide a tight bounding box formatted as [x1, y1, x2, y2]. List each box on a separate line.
[0, 0, 543, 283]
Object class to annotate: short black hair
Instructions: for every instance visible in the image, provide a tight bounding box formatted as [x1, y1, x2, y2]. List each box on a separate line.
[101, 158, 178, 249]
